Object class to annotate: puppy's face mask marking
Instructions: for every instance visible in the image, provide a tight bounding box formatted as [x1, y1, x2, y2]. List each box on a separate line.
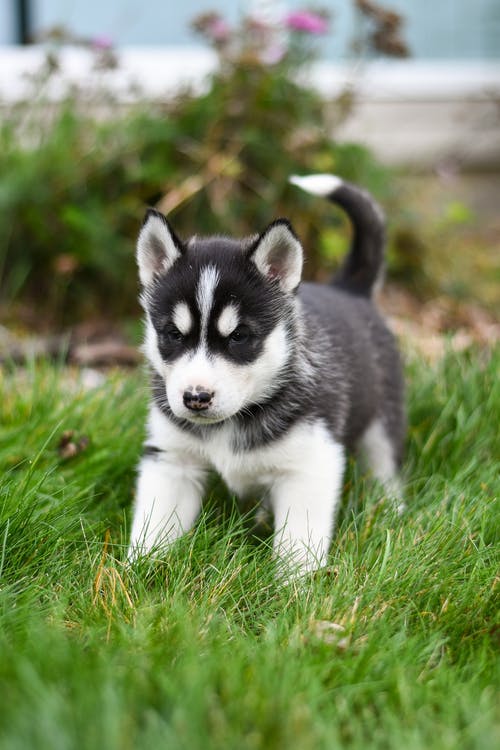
[137, 215, 302, 424]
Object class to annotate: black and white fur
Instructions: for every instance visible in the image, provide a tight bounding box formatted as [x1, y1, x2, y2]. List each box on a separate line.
[129, 174, 405, 576]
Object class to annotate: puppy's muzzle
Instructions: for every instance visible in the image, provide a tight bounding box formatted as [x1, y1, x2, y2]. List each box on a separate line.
[183, 386, 215, 411]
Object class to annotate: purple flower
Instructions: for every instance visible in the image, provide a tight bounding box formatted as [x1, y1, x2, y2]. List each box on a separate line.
[285, 10, 328, 35]
[91, 34, 114, 50]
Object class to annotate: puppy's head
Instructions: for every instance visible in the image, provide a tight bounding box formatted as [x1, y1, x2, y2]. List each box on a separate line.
[137, 210, 303, 425]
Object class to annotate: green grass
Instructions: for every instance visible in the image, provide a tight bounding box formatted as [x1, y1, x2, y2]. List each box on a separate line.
[0, 349, 499, 749]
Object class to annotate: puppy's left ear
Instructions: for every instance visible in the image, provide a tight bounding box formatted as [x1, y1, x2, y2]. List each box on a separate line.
[248, 219, 303, 293]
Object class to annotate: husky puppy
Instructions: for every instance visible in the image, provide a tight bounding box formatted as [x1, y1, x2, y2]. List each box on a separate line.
[129, 174, 405, 575]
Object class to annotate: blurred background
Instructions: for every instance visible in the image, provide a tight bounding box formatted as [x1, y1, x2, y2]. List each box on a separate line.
[0, 0, 499, 364]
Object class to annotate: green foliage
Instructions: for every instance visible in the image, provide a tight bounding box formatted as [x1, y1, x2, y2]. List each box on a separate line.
[0, 104, 178, 321]
[0, 348, 499, 748]
[0, 20, 393, 325]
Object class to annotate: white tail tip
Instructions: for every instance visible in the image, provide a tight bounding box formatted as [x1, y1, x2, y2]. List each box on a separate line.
[289, 173, 343, 197]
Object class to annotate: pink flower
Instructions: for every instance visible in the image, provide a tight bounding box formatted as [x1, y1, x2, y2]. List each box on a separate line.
[260, 43, 287, 65]
[285, 10, 328, 35]
[207, 18, 231, 42]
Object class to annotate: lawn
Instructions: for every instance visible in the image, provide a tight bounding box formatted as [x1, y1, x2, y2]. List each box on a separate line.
[0, 348, 498, 749]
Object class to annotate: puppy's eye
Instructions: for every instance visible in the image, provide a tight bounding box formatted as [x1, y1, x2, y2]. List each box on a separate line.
[229, 325, 251, 344]
[163, 325, 183, 342]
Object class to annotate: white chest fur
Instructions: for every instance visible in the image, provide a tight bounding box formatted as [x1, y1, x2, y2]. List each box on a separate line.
[146, 405, 340, 497]
[132, 404, 346, 575]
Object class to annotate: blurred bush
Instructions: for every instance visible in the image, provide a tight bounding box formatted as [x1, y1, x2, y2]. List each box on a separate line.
[0, 4, 408, 326]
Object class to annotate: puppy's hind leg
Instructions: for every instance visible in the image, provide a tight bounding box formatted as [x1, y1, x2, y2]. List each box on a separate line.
[357, 419, 405, 513]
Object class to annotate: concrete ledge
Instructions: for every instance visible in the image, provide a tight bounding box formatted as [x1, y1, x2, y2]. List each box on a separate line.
[0, 46, 218, 100]
[1, 46, 499, 169]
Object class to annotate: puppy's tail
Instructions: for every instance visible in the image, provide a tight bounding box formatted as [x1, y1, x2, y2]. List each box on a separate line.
[289, 174, 385, 297]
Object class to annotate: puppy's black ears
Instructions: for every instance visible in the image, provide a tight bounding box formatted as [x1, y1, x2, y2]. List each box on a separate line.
[248, 219, 303, 293]
[136, 209, 184, 286]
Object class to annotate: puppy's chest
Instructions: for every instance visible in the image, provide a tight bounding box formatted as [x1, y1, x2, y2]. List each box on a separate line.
[199, 429, 280, 496]
[195, 419, 334, 498]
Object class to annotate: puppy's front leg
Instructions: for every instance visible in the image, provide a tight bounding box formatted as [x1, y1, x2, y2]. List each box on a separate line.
[128, 449, 207, 560]
[270, 438, 345, 578]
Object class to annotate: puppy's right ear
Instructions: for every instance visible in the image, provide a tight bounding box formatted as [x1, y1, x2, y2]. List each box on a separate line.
[136, 209, 184, 286]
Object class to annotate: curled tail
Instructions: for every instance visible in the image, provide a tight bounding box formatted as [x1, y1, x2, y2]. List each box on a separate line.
[289, 174, 386, 297]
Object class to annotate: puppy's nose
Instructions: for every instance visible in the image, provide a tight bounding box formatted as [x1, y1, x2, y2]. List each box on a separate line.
[183, 387, 214, 411]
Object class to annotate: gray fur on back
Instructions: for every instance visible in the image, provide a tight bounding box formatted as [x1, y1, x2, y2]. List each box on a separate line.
[299, 282, 405, 463]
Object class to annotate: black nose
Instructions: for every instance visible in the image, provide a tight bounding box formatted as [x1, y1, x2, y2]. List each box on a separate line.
[183, 388, 214, 411]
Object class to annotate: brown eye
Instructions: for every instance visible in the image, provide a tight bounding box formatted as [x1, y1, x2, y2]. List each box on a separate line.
[229, 325, 251, 344]
[163, 325, 183, 342]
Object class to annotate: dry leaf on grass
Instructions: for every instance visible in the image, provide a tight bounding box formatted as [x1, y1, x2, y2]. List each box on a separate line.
[57, 430, 90, 459]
